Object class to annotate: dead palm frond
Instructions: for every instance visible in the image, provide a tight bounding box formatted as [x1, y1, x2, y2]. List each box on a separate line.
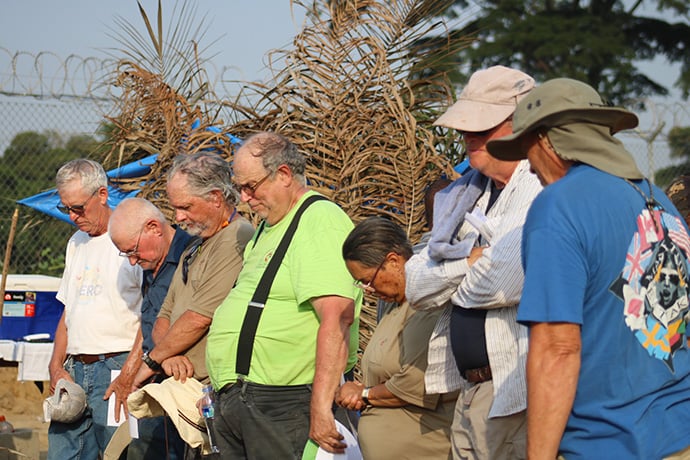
[101, 0, 473, 357]
[218, 0, 472, 353]
[226, 0, 470, 239]
[100, 1, 232, 217]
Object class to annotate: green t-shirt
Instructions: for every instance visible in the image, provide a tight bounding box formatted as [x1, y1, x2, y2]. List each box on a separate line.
[207, 191, 362, 388]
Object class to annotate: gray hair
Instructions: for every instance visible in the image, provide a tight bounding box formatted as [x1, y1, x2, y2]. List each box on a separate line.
[55, 159, 107, 193]
[167, 152, 238, 206]
[342, 216, 413, 267]
[241, 132, 306, 184]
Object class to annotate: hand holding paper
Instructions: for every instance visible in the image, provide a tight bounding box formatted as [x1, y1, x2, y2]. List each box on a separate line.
[464, 208, 493, 244]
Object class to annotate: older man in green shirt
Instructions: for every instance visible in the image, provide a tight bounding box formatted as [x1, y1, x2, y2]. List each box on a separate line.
[206, 132, 362, 459]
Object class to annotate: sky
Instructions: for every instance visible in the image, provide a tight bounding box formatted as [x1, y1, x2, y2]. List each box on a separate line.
[0, 0, 688, 177]
[1, 0, 308, 84]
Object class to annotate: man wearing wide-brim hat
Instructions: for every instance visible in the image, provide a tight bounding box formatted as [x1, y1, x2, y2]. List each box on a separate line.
[487, 78, 690, 459]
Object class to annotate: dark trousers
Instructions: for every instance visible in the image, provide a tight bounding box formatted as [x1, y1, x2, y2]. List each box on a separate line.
[214, 380, 312, 460]
[125, 416, 186, 460]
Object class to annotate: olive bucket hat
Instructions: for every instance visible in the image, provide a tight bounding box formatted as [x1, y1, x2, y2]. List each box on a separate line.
[487, 78, 643, 179]
[487, 78, 639, 161]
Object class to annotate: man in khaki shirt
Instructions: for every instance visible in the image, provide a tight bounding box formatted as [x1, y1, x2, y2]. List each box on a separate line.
[131, 152, 254, 386]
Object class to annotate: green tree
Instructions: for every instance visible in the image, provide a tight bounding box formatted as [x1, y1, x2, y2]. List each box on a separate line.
[443, 0, 690, 105]
[654, 126, 690, 187]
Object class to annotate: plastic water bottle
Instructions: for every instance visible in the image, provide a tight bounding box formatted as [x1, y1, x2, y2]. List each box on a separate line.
[200, 385, 220, 454]
[0, 415, 14, 433]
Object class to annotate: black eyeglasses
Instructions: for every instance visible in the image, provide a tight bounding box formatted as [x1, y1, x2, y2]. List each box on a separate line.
[234, 171, 272, 196]
[353, 258, 386, 293]
[182, 238, 203, 284]
[118, 227, 144, 259]
[56, 189, 98, 215]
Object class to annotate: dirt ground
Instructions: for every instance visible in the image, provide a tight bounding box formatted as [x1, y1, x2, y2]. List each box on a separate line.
[0, 366, 48, 459]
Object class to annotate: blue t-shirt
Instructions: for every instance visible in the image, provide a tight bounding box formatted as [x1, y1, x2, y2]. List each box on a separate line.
[140, 227, 193, 352]
[519, 164, 690, 459]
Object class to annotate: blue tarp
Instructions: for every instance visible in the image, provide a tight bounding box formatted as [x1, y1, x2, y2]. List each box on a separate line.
[17, 124, 244, 224]
[18, 137, 465, 224]
[17, 154, 159, 224]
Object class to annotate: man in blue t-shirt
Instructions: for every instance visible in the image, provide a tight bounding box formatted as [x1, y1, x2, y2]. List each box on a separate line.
[107, 197, 193, 459]
[487, 78, 690, 459]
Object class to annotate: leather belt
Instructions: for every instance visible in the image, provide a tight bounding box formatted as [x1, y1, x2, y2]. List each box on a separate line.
[70, 352, 124, 365]
[463, 365, 492, 383]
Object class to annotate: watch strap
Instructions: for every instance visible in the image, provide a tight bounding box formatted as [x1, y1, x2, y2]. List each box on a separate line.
[361, 386, 371, 406]
[141, 351, 162, 372]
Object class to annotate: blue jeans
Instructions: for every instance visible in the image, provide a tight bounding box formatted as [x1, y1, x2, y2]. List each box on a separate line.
[214, 380, 312, 460]
[48, 353, 127, 460]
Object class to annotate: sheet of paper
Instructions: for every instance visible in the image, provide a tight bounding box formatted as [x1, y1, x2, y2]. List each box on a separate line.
[464, 208, 493, 244]
[128, 413, 139, 439]
[107, 369, 128, 427]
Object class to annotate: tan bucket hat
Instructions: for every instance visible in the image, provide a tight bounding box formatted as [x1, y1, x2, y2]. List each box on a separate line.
[487, 78, 639, 161]
[127, 376, 213, 455]
[434, 65, 535, 132]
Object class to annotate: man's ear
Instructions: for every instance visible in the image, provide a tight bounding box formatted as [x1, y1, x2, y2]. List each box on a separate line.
[146, 218, 163, 236]
[209, 189, 225, 207]
[275, 164, 294, 186]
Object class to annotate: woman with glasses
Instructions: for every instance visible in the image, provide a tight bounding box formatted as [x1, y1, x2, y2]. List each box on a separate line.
[336, 216, 458, 459]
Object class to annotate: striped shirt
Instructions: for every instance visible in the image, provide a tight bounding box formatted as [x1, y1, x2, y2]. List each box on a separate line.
[405, 160, 542, 417]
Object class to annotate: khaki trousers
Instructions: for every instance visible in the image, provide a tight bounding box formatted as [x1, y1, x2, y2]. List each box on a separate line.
[451, 380, 526, 460]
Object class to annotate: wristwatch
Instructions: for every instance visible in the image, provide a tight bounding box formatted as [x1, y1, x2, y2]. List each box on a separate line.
[141, 351, 162, 372]
[361, 387, 372, 406]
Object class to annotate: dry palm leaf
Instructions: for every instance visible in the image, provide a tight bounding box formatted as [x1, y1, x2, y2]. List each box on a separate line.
[102, 0, 472, 364]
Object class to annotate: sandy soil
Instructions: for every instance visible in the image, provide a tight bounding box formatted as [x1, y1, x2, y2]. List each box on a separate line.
[0, 366, 48, 459]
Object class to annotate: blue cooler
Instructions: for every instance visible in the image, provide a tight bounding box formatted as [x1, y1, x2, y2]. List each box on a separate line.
[1, 274, 63, 340]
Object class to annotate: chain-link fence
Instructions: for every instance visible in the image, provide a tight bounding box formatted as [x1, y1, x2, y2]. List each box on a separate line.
[0, 50, 688, 277]
[0, 95, 110, 276]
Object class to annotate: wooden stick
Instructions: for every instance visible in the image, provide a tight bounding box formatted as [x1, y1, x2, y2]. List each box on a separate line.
[0, 207, 20, 327]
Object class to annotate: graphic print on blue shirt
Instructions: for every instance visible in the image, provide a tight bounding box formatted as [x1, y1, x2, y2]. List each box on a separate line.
[609, 207, 690, 372]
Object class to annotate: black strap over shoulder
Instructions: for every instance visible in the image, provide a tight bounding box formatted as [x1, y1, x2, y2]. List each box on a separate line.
[235, 194, 328, 377]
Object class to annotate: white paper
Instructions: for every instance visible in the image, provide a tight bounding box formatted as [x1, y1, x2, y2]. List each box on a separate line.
[315, 420, 362, 460]
[464, 208, 493, 244]
[128, 413, 139, 439]
[107, 370, 128, 427]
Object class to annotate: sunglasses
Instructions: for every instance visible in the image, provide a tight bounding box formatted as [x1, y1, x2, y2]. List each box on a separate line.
[56, 189, 98, 215]
[459, 125, 498, 139]
[660, 272, 680, 285]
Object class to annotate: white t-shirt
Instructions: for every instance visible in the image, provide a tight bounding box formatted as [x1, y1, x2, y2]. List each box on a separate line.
[57, 230, 142, 354]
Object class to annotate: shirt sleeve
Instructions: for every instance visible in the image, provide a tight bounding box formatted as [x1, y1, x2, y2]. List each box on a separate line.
[404, 245, 470, 311]
[384, 308, 441, 409]
[157, 276, 176, 321]
[517, 191, 588, 325]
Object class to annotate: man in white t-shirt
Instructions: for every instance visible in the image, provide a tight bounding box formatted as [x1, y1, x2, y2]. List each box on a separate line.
[47, 159, 142, 460]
